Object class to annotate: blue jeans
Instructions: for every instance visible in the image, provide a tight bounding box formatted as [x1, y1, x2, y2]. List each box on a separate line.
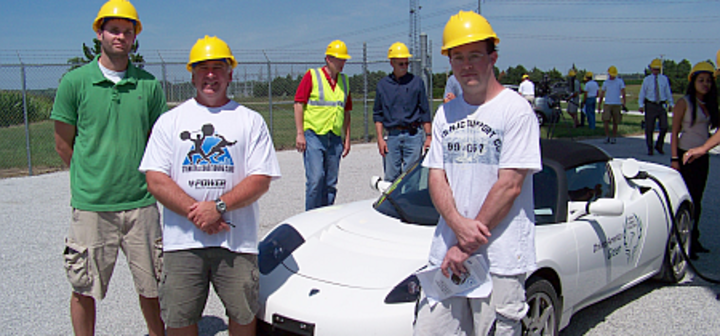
[584, 98, 596, 130]
[303, 130, 343, 211]
[383, 128, 424, 182]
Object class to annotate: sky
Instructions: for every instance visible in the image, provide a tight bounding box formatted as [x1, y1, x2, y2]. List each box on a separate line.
[2, 0, 720, 78]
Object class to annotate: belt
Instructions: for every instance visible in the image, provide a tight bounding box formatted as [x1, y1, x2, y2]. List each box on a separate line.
[645, 100, 666, 105]
[388, 122, 421, 131]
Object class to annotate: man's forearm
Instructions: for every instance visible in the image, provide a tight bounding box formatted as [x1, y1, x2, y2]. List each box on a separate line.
[428, 168, 463, 228]
[475, 168, 528, 230]
[146, 171, 196, 217]
[219, 175, 272, 211]
[294, 102, 305, 135]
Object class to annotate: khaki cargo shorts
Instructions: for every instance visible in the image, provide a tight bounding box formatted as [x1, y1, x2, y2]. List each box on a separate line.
[63, 204, 162, 300]
[159, 248, 260, 328]
[602, 104, 622, 122]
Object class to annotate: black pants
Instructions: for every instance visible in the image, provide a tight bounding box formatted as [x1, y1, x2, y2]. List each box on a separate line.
[645, 101, 668, 151]
[678, 148, 710, 243]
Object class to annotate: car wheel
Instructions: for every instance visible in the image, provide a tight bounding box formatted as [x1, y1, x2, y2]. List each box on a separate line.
[522, 277, 559, 336]
[658, 205, 691, 283]
[535, 112, 545, 127]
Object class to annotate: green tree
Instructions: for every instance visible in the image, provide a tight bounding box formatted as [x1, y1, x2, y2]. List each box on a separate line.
[66, 38, 145, 72]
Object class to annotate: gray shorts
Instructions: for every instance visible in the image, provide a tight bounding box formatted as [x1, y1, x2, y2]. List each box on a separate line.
[63, 204, 162, 300]
[414, 273, 528, 336]
[159, 247, 259, 328]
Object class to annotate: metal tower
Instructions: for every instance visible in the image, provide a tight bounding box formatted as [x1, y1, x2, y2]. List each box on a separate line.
[409, 0, 420, 74]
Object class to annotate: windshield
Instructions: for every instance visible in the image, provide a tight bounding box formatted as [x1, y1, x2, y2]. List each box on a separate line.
[373, 160, 439, 225]
[373, 160, 561, 226]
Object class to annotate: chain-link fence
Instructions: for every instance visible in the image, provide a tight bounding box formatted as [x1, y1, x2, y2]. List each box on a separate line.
[1, 44, 434, 177]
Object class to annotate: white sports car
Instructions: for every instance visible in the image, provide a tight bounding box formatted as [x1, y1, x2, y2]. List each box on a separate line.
[257, 139, 692, 336]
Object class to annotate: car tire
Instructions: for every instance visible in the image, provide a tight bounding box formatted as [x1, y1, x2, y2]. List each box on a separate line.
[535, 111, 545, 127]
[522, 277, 560, 336]
[657, 205, 691, 283]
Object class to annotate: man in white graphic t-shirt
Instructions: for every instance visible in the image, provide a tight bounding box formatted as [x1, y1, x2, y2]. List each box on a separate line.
[139, 36, 281, 336]
[414, 11, 542, 336]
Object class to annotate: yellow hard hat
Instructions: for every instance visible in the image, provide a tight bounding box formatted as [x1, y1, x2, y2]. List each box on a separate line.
[522, 74, 529, 80]
[325, 40, 351, 60]
[650, 58, 662, 70]
[568, 69, 576, 77]
[608, 66, 618, 77]
[716, 50, 720, 76]
[387, 42, 412, 59]
[93, 0, 142, 35]
[441, 11, 499, 56]
[585, 71, 593, 79]
[186, 36, 237, 72]
[688, 61, 715, 81]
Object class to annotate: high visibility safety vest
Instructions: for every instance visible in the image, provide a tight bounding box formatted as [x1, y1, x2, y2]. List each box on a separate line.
[304, 68, 349, 136]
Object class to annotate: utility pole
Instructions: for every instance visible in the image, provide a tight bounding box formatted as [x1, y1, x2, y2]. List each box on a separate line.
[478, 0, 481, 14]
[409, 0, 420, 75]
[659, 54, 665, 75]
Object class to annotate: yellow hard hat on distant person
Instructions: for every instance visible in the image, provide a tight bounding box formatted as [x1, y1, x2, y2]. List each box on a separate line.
[716, 50, 720, 76]
[187, 36, 237, 72]
[441, 11, 499, 56]
[608, 66, 618, 77]
[585, 71, 593, 79]
[326, 40, 351, 60]
[688, 61, 715, 81]
[93, 0, 142, 34]
[568, 69, 576, 77]
[387, 42, 412, 59]
[650, 58, 662, 70]
[522, 74, 529, 80]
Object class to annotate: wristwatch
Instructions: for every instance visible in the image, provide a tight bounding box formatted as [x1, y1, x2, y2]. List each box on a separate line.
[215, 198, 227, 214]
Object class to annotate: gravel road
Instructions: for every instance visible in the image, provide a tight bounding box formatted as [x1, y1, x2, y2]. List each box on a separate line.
[1, 138, 718, 335]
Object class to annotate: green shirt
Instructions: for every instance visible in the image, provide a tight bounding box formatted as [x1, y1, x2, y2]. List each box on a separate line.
[51, 56, 167, 211]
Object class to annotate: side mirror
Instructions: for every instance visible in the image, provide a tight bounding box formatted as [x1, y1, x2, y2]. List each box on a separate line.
[622, 159, 640, 179]
[588, 198, 624, 217]
[370, 176, 392, 193]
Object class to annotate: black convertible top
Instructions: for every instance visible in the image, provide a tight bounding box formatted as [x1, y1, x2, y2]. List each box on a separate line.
[540, 139, 612, 170]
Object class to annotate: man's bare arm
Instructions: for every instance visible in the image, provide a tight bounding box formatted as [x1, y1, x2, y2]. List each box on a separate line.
[54, 121, 76, 167]
[475, 168, 530, 231]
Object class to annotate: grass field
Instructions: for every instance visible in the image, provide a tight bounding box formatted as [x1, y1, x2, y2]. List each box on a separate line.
[0, 86, 670, 177]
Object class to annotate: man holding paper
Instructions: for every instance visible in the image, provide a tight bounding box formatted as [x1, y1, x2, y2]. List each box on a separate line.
[416, 11, 542, 336]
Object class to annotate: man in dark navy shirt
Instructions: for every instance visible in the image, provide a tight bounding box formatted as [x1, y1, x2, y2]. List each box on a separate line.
[373, 42, 432, 182]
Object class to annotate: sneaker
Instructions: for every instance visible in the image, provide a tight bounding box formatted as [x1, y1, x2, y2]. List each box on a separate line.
[610, 138, 616, 144]
[604, 137, 611, 144]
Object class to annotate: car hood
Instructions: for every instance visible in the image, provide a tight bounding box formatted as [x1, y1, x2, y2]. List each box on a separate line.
[283, 200, 435, 289]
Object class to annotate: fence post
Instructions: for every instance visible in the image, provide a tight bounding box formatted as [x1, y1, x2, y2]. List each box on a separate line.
[263, 51, 273, 137]
[363, 42, 369, 142]
[419, 33, 431, 111]
[19, 56, 33, 176]
[158, 52, 168, 102]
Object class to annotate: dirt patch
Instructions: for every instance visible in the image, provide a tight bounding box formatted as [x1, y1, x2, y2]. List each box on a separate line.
[0, 166, 66, 179]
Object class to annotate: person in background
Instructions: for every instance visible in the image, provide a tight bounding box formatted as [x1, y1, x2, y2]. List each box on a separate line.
[140, 36, 281, 335]
[581, 72, 599, 130]
[567, 69, 581, 127]
[294, 40, 353, 210]
[639, 58, 674, 155]
[415, 11, 541, 336]
[373, 42, 431, 182]
[671, 61, 718, 260]
[597, 66, 626, 144]
[51, 1, 166, 334]
[443, 74, 463, 103]
[518, 74, 535, 105]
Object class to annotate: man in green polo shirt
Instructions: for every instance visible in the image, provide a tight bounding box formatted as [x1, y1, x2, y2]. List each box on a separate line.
[50, 1, 166, 335]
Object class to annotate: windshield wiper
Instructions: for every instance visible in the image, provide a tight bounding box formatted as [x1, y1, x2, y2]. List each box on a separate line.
[384, 192, 412, 223]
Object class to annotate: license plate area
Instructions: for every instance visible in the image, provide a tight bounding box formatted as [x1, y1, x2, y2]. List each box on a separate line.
[272, 313, 315, 336]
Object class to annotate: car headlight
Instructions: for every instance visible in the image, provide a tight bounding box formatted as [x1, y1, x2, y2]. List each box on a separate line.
[384, 274, 421, 304]
[258, 224, 305, 275]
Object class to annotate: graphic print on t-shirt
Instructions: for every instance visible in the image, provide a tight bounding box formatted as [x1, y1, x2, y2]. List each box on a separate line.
[441, 117, 502, 165]
[180, 123, 236, 172]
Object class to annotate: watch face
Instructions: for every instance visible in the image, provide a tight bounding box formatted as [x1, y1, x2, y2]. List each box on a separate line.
[216, 200, 227, 213]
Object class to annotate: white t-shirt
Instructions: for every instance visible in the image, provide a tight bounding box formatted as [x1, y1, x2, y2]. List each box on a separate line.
[601, 78, 625, 105]
[139, 99, 281, 253]
[518, 80, 535, 97]
[422, 89, 541, 296]
[584, 80, 599, 98]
